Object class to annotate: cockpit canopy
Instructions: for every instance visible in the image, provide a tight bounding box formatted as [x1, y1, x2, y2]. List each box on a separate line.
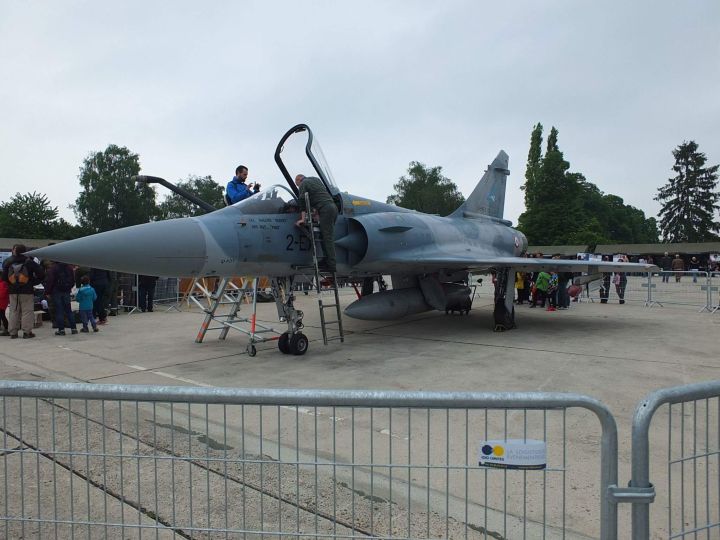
[228, 184, 299, 215]
[274, 124, 343, 213]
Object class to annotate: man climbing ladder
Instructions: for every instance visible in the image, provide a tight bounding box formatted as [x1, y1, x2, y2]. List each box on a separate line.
[294, 174, 338, 272]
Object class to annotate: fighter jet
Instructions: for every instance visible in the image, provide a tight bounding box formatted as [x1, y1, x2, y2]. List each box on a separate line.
[30, 124, 656, 351]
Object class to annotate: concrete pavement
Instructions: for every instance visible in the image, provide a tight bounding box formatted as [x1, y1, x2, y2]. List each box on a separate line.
[1, 291, 718, 538]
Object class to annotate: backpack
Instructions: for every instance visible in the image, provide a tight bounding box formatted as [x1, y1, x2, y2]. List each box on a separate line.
[7, 261, 31, 286]
[54, 265, 74, 290]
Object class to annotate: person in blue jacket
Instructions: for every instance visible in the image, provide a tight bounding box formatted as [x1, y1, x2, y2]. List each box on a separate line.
[225, 165, 251, 204]
[75, 275, 99, 332]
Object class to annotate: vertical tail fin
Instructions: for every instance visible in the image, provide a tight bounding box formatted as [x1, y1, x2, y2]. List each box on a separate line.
[449, 150, 509, 219]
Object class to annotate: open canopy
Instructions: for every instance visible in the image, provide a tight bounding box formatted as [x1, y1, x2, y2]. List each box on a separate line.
[274, 123, 343, 213]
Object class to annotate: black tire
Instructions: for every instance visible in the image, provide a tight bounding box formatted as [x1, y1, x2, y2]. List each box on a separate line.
[290, 333, 309, 356]
[278, 332, 290, 354]
[247, 344, 257, 357]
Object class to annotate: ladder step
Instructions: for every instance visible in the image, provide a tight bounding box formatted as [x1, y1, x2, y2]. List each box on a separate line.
[323, 320, 340, 325]
[320, 303, 338, 309]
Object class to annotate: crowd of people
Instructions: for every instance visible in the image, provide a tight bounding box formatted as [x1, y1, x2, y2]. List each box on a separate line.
[514, 251, 720, 309]
[1, 243, 161, 339]
[514, 252, 631, 309]
[656, 252, 719, 283]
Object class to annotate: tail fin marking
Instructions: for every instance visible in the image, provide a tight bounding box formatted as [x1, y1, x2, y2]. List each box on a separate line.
[449, 150, 509, 220]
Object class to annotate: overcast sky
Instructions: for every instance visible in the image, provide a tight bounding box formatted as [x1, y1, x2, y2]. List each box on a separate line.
[1, 1, 718, 226]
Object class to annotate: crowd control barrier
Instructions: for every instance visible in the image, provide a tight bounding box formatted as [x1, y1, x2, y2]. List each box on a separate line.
[0, 382, 619, 539]
[4, 380, 720, 538]
[115, 275, 180, 313]
[630, 381, 720, 539]
[153, 277, 180, 307]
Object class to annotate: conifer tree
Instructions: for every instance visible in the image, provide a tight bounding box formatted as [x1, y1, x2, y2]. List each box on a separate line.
[520, 123, 543, 209]
[655, 141, 720, 242]
[518, 124, 658, 245]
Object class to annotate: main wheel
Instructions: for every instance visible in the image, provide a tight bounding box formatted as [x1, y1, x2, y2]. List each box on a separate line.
[278, 332, 290, 354]
[289, 333, 309, 356]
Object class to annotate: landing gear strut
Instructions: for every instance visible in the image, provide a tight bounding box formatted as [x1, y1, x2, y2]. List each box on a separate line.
[493, 268, 516, 332]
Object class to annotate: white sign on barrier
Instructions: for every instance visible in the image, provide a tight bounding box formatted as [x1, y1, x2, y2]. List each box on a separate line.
[478, 439, 547, 470]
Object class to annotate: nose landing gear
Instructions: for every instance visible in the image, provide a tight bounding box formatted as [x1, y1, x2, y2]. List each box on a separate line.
[272, 277, 309, 355]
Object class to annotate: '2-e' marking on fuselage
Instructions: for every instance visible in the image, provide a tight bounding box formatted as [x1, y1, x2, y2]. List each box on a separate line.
[285, 234, 312, 252]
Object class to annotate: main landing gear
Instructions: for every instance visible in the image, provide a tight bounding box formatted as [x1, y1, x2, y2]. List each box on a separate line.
[493, 268, 516, 332]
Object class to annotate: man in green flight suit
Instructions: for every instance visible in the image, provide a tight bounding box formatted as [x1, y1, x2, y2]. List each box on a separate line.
[294, 174, 338, 273]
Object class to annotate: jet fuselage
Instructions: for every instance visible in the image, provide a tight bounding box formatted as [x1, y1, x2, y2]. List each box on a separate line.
[32, 188, 527, 279]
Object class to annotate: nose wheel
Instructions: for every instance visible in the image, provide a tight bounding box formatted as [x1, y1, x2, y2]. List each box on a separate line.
[278, 331, 308, 355]
[273, 277, 311, 355]
[278, 332, 290, 354]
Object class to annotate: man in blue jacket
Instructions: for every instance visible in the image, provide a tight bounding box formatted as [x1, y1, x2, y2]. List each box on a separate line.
[225, 165, 251, 204]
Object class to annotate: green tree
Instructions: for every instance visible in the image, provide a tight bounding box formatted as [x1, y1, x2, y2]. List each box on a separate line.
[387, 162, 465, 215]
[655, 141, 720, 242]
[50, 218, 86, 240]
[0, 192, 82, 239]
[72, 145, 157, 233]
[517, 127, 579, 244]
[517, 124, 658, 245]
[157, 175, 225, 219]
[520, 123, 543, 210]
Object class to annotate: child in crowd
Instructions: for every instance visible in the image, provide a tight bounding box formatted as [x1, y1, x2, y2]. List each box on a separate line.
[546, 272, 559, 311]
[531, 271, 551, 308]
[75, 275, 98, 333]
[0, 276, 9, 336]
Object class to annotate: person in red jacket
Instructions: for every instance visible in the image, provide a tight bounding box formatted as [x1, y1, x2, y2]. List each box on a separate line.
[0, 276, 9, 336]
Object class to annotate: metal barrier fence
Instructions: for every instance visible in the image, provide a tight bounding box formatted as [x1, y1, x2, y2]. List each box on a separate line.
[577, 272, 714, 309]
[646, 272, 715, 311]
[117, 273, 138, 312]
[0, 382, 619, 539]
[154, 277, 180, 306]
[116, 275, 180, 313]
[631, 381, 720, 540]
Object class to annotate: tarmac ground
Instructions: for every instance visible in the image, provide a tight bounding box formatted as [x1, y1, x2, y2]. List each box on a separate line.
[1, 284, 719, 539]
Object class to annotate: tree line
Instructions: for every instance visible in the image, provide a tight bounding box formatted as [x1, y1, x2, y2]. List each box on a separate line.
[517, 124, 719, 245]
[517, 124, 662, 246]
[1, 131, 718, 244]
[385, 125, 718, 245]
[0, 145, 227, 239]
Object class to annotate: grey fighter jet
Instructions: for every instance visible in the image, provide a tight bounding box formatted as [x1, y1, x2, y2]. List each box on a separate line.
[30, 124, 656, 350]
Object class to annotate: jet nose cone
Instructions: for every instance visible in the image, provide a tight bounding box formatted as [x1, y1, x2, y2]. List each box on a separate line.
[28, 219, 207, 276]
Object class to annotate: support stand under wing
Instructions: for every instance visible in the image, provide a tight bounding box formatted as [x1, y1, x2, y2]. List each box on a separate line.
[193, 277, 280, 356]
